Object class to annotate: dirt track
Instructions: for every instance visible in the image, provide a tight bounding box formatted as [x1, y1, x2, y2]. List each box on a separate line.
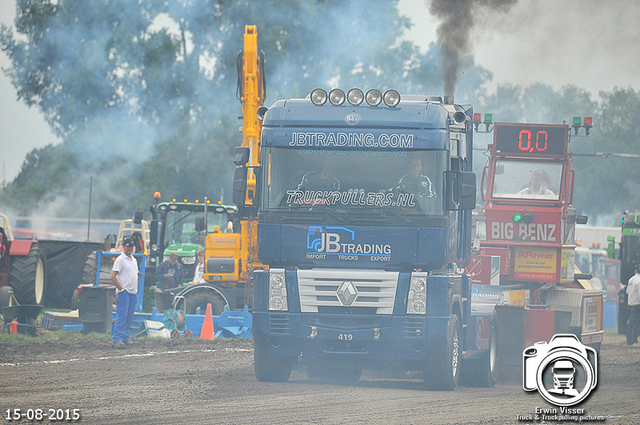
[1, 332, 640, 424]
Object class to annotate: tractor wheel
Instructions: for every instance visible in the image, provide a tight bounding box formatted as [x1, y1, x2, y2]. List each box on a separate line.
[179, 290, 226, 316]
[423, 314, 461, 391]
[9, 243, 45, 305]
[0, 286, 14, 308]
[82, 252, 113, 285]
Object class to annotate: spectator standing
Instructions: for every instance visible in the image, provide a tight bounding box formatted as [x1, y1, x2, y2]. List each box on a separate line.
[626, 266, 640, 345]
[111, 237, 139, 348]
[190, 249, 206, 284]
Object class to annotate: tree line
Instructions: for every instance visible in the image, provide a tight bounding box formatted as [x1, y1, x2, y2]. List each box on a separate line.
[1, 0, 638, 225]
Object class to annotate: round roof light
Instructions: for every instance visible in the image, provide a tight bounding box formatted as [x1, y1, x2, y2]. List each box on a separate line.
[329, 89, 346, 106]
[383, 90, 401, 107]
[365, 89, 382, 106]
[310, 88, 327, 106]
[347, 88, 364, 106]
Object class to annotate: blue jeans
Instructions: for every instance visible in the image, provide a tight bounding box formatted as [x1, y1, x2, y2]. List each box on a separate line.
[627, 305, 640, 345]
[113, 291, 137, 343]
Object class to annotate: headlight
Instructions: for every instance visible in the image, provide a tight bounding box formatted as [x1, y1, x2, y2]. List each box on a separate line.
[310, 88, 328, 106]
[329, 89, 346, 105]
[347, 88, 364, 106]
[365, 89, 382, 106]
[383, 90, 401, 107]
[181, 256, 196, 265]
[407, 273, 427, 315]
[269, 269, 288, 311]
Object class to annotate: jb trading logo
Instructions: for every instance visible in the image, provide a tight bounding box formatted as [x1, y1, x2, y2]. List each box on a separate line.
[307, 226, 355, 253]
[306, 226, 391, 260]
[523, 334, 597, 408]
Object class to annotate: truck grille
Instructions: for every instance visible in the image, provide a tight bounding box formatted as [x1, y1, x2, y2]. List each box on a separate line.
[298, 269, 399, 315]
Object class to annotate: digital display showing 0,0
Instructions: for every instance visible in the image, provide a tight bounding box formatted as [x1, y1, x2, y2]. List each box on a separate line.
[494, 124, 566, 156]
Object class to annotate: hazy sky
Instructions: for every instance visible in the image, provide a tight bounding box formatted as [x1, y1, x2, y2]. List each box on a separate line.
[2, 0, 639, 183]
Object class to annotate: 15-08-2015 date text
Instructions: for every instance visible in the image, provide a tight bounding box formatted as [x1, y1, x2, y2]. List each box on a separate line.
[4, 409, 80, 421]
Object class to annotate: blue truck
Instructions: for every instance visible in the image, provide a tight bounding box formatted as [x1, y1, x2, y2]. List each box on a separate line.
[234, 88, 499, 390]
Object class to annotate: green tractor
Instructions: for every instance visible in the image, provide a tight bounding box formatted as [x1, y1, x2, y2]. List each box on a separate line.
[147, 195, 237, 311]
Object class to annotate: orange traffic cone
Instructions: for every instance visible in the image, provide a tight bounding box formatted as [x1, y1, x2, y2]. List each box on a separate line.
[200, 303, 215, 340]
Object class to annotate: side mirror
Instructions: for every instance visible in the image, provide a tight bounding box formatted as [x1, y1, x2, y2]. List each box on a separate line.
[133, 209, 144, 224]
[233, 166, 248, 207]
[459, 172, 476, 210]
[233, 146, 251, 166]
[194, 216, 206, 232]
[444, 171, 476, 211]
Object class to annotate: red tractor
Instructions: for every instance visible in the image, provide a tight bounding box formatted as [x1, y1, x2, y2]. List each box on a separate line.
[0, 214, 46, 308]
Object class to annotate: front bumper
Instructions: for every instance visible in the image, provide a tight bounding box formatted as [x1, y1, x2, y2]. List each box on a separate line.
[253, 311, 450, 369]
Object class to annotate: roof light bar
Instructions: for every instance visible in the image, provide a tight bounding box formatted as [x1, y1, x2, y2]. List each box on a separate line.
[383, 90, 400, 107]
[365, 89, 382, 106]
[329, 89, 346, 106]
[347, 88, 364, 106]
[310, 88, 327, 106]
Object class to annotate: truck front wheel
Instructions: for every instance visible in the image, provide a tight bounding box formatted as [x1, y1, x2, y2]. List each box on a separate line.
[424, 314, 461, 391]
[254, 336, 292, 382]
[9, 243, 45, 305]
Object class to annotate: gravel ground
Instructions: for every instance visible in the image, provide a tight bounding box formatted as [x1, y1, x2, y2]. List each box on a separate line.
[1, 328, 639, 424]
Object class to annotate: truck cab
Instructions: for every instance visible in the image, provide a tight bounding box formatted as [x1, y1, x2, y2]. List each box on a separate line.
[243, 89, 493, 389]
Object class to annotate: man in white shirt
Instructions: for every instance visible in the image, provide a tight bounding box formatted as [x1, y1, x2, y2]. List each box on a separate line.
[626, 266, 640, 345]
[111, 237, 140, 348]
[190, 249, 206, 284]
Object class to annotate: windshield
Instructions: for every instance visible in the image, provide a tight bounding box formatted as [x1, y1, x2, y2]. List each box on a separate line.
[261, 148, 447, 217]
[162, 210, 231, 247]
[491, 160, 562, 200]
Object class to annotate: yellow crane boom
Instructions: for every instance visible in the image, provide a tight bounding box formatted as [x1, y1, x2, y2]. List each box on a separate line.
[237, 25, 266, 282]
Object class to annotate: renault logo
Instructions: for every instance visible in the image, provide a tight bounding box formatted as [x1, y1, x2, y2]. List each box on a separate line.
[337, 281, 358, 306]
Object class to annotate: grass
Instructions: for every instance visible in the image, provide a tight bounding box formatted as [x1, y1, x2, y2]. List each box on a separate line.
[0, 328, 111, 343]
